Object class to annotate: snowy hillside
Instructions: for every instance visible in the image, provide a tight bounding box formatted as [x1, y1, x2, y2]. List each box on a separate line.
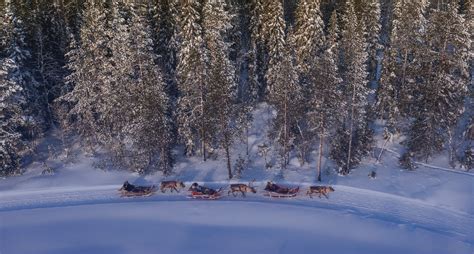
[1, 103, 473, 254]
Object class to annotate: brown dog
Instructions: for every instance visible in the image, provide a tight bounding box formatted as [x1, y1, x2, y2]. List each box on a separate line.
[160, 181, 186, 193]
[306, 186, 335, 199]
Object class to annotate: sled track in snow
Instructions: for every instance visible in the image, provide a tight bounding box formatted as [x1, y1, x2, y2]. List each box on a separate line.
[0, 183, 473, 245]
[382, 148, 474, 176]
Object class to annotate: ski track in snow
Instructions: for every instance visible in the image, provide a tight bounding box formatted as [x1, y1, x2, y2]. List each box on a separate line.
[382, 147, 474, 176]
[1, 182, 472, 245]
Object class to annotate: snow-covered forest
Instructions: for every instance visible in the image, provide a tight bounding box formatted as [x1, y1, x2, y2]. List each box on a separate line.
[0, 0, 472, 179]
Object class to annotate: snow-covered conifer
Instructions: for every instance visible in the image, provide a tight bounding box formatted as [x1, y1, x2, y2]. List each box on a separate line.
[331, 0, 371, 175]
[360, 0, 381, 82]
[0, 3, 36, 176]
[293, 0, 325, 72]
[59, 1, 111, 151]
[176, 0, 210, 160]
[267, 34, 302, 169]
[307, 35, 343, 181]
[125, 3, 174, 174]
[262, 0, 286, 95]
[203, 0, 238, 178]
[406, 2, 470, 163]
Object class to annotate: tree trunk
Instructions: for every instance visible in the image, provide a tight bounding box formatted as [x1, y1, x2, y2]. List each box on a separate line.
[400, 48, 409, 113]
[246, 126, 249, 156]
[283, 92, 289, 167]
[377, 137, 390, 162]
[317, 134, 324, 182]
[346, 84, 357, 175]
[225, 140, 233, 179]
[202, 132, 207, 161]
[200, 74, 207, 161]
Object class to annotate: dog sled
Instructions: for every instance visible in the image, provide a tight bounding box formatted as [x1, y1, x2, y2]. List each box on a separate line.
[188, 183, 223, 200]
[119, 181, 157, 197]
[264, 182, 299, 198]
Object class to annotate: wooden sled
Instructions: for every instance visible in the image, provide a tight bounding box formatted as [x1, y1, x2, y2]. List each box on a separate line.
[119, 185, 157, 197]
[264, 187, 299, 198]
[188, 188, 223, 200]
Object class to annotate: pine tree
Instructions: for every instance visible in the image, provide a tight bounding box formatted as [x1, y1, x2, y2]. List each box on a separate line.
[267, 34, 302, 169]
[203, 0, 238, 178]
[233, 1, 257, 157]
[307, 38, 343, 181]
[176, 0, 210, 160]
[258, 0, 301, 169]
[31, 2, 69, 128]
[0, 56, 25, 176]
[307, 11, 345, 181]
[377, 0, 429, 124]
[262, 0, 286, 95]
[0, 3, 34, 176]
[125, 3, 173, 174]
[406, 2, 470, 163]
[360, 0, 381, 82]
[292, 0, 326, 165]
[248, 0, 267, 100]
[97, 1, 134, 164]
[293, 0, 325, 72]
[154, 0, 180, 98]
[331, 0, 371, 175]
[59, 1, 111, 152]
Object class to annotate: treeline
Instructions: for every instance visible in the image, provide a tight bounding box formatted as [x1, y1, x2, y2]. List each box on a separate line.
[0, 0, 472, 178]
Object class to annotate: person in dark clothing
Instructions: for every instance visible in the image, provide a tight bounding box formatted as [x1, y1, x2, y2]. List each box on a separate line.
[189, 182, 217, 195]
[122, 181, 135, 192]
[120, 181, 154, 193]
[265, 182, 290, 194]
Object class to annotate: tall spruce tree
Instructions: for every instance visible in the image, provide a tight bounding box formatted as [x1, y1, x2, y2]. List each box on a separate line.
[331, 0, 371, 175]
[125, 3, 173, 174]
[59, 1, 110, 152]
[360, 0, 381, 82]
[248, 0, 269, 99]
[377, 0, 429, 127]
[0, 3, 27, 176]
[311, 10, 343, 180]
[292, 0, 326, 165]
[176, 0, 210, 160]
[31, 2, 69, 128]
[154, 0, 179, 98]
[261, 0, 302, 169]
[405, 2, 470, 164]
[203, 0, 238, 178]
[293, 0, 325, 72]
[267, 34, 302, 169]
[307, 35, 343, 181]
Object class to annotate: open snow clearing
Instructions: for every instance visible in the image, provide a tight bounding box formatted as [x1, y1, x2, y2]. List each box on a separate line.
[1, 182, 472, 254]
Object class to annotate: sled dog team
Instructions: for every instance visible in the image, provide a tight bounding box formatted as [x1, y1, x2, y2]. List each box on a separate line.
[120, 180, 335, 199]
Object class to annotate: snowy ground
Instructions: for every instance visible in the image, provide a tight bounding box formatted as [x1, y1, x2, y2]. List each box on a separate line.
[1, 181, 473, 254]
[1, 200, 472, 254]
[1, 103, 473, 253]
